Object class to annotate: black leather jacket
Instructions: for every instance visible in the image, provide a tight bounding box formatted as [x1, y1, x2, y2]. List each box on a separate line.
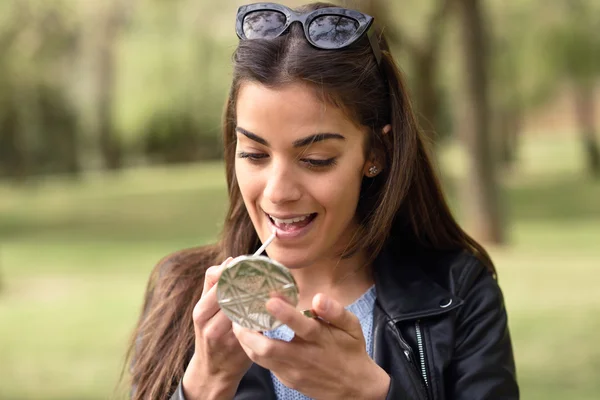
[171, 246, 519, 399]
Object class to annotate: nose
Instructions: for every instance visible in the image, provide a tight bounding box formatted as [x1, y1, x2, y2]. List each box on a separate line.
[263, 160, 302, 205]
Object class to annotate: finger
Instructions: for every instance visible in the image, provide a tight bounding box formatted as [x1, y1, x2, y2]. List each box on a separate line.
[312, 293, 362, 339]
[202, 257, 233, 294]
[265, 298, 321, 341]
[268, 291, 295, 305]
[232, 323, 285, 364]
[202, 309, 234, 340]
[193, 284, 221, 325]
[203, 257, 233, 293]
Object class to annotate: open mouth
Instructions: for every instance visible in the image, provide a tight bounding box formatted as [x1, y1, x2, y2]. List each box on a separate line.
[265, 212, 318, 232]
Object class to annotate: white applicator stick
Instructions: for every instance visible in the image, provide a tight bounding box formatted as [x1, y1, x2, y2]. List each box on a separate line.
[253, 231, 277, 256]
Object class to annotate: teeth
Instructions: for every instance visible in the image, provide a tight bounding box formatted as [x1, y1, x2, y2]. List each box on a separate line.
[270, 214, 310, 225]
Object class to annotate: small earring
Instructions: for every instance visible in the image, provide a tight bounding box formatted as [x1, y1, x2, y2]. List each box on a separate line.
[368, 165, 379, 176]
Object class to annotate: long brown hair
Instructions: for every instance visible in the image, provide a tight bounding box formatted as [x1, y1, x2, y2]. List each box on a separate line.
[124, 2, 494, 398]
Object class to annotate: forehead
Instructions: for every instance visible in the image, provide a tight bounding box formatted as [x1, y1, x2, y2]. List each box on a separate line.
[235, 81, 364, 140]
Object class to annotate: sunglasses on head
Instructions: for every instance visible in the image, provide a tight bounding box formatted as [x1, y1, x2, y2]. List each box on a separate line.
[235, 2, 382, 65]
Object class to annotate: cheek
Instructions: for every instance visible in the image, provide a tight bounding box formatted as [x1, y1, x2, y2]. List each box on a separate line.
[317, 166, 364, 218]
[235, 161, 261, 209]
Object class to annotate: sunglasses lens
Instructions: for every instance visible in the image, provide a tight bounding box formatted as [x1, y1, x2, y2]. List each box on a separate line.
[308, 15, 359, 49]
[243, 10, 287, 39]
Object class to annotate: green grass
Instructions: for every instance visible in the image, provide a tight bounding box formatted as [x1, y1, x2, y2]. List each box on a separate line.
[1, 138, 599, 399]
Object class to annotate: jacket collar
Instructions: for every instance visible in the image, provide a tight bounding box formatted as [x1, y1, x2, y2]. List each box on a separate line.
[373, 245, 464, 322]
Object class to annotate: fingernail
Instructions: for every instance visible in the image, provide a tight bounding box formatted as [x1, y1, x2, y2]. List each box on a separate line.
[318, 295, 330, 312]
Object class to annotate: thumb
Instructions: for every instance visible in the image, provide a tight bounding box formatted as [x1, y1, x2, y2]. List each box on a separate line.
[203, 257, 233, 293]
[312, 293, 363, 339]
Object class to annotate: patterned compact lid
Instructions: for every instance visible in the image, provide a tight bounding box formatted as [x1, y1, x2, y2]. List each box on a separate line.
[217, 255, 299, 331]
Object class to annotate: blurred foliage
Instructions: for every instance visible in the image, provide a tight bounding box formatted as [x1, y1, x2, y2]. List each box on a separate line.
[142, 109, 223, 164]
[0, 0, 598, 178]
[0, 0, 80, 178]
[541, 0, 600, 86]
[0, 0, 232, 177]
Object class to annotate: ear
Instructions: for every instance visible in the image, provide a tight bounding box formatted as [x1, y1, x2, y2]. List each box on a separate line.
[382, 124, 391, 135]
[363, 162, 380, 177]
[362, 152, 382, 178]
[362, 124, 391, 177]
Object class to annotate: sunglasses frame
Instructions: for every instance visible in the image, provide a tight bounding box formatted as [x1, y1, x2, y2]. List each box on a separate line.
[235, 2, 382, 65]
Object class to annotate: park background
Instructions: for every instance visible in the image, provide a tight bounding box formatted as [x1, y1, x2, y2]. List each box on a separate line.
[0, 0, 599, 399]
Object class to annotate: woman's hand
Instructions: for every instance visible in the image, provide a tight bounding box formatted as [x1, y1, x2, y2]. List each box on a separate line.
[181, 258, 252, 400]
[232, 293, 391, 400]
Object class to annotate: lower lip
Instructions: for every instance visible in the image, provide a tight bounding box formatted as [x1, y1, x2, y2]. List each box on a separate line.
[267, 214, 316, 239]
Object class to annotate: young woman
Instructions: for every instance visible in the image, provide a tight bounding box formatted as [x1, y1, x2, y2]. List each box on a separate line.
[127, 3, 519, 399]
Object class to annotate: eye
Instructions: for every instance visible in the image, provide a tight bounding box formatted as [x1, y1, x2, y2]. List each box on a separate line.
[301, 157, 338, 169]
[237, 152, 269, 163]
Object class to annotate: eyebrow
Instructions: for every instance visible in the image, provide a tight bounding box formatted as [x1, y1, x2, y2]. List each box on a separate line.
[236, 126, 345, 148]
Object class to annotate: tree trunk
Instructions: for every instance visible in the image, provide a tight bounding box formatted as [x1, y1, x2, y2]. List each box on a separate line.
[574, 83, 600, 178]
[497, 105, 521, 169]
[0, 249, 3, 294]
[12, 82, 38, 181]
[455, 0, 504, 243]
[0, 109, 27, 180]
[96, 0, 123, 171]
[64, 126, 81, 175]
[414, 52, 441, 144]
[97, 40, 121, 170]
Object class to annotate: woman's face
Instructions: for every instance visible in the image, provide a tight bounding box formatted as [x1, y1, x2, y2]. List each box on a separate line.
[234, 81, 373, 269]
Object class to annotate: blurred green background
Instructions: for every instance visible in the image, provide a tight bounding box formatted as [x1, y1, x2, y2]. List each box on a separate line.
[1, 0, 599, 399]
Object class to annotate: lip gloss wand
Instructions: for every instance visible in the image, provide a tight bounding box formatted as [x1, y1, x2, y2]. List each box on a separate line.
[253, 231, 277, 256]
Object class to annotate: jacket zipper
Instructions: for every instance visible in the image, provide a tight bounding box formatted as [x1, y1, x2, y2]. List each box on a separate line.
[415, 320, 429, 390]
[387, 320, 428, 399]
[392, 322, 417, 364]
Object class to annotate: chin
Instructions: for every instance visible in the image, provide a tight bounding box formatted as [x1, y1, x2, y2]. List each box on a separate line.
[266, 248, 312, 269]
